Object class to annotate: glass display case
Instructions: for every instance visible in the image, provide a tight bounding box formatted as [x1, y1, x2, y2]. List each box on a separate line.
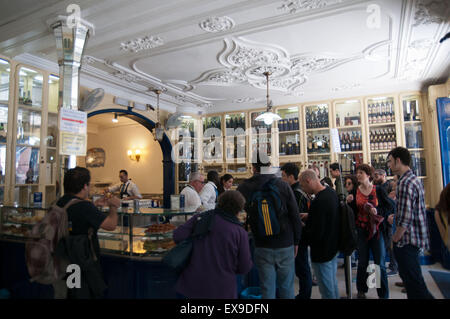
[305, 104, 329, 129]
[202, 115, 222, 163]
[224, 112, 246, 162]
[367, 97, 396, 125]
[249, 110, 274, 164]
[0, 205, 47, 238]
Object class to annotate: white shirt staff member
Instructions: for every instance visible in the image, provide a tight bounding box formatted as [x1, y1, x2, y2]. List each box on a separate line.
[107, 170, 142, 200]
[200, 171, 219, 211]
[180, 172, 205, 211]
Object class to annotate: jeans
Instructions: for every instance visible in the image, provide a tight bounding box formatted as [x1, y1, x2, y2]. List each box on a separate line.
[294, 244, 312, 299]
[311, 254, 339, 299]
[394, 244, 434, 299]
[356, 228, 389, 299]
[383, 225, 398, 271]
[254, 246, 295, 299]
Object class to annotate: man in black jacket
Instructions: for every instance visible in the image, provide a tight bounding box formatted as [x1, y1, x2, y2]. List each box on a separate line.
[237, 158, 302, 299]
[300, 169, 340, 299]
[281, 163, 312, 299]
[56, 167, 120, 299]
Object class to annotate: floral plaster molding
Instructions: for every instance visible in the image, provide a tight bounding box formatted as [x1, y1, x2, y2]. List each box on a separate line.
[278, 0, 345, 14]
[413, 0, 449, 27]
[199, 16, 235, 33]
[120, 35, 164, 53]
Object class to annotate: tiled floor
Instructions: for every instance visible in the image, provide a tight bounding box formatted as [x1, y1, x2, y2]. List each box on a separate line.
[295, 259, 449, 299]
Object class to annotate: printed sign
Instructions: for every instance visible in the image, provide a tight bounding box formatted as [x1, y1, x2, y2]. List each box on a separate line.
[59, 109, 87, 156]
[330, 128, 342, 153]
[60, 132, 87, 156]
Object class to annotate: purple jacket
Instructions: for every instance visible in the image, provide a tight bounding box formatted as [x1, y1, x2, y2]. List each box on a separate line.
[173, 210, 253, 298]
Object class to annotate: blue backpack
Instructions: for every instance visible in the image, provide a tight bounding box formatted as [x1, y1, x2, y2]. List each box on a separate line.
[249, 178, 283, 237]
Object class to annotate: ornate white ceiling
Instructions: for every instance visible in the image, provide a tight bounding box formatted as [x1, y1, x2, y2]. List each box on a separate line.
[0, 0, 449, 114]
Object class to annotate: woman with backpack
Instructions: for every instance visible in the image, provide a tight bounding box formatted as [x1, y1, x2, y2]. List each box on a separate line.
[347, 164, 395, 299]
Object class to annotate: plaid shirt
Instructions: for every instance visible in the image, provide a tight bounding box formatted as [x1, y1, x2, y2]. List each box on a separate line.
[395, 169, 429, 250]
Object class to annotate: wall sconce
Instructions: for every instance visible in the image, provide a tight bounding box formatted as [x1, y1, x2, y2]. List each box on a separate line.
[127, 149, 141, 162]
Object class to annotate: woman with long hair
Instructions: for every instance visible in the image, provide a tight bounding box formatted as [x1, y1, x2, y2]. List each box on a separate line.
[218, 174, 234, 196]
[347, 164, 395, 299]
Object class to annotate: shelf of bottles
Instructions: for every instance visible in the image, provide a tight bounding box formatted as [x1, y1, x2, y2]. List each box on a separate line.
[335, 101, 361, 128]
[225, 113, 246, 162]
[338, 129, 363, 153]
[338, 153, 364, 176]
[371, 153, 394, 177]
[177, 118, 199, 184]
[410, 151, 427, 177]
[203, 115, 222, 163]
[307, 158, 331, 180]
[369, 127, 396, 152]
[249, 111, 273, 163]
[277, 107, 300, 157]
[305, 104, 329, 130]
[367, 97, 396, 126]
[306, 131, 330, 154]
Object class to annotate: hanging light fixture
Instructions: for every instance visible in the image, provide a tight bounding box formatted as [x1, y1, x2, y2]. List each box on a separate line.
[112, 113, 118, 123]
[255, 71, 281, 125]
[152, 89, 164, 141]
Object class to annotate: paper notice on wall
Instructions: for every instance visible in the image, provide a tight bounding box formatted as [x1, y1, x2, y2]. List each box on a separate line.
[59, 109, 87, 134]
[59, 132, 87, 156]
[330, 128, 341, 153]
[59, 109, 87, 156]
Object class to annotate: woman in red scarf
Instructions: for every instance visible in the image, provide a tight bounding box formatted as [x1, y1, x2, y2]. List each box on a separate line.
[347, 164, 395, 299]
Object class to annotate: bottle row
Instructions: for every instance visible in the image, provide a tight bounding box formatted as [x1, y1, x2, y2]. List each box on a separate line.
[279, 142, 301, 156]
[225, 116, 245, 131]
[371, 154, 394, 176]
[278, 117, 300, 132]
[203, 118, 222, 131]
[411, 154, 427, 177]
[369, 128, 397, 151]
[368, 101, 395, 124]
[339, 131, 363, 152]
[308, 161, 330, 178]
[307, 134, 330, 154]
[306, 107, 329, 129]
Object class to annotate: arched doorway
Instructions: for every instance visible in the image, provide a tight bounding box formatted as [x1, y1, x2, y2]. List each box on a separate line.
[87, 108, 174, 208]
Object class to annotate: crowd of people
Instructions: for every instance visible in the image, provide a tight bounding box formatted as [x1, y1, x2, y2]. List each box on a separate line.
[55, 146, 448, 299]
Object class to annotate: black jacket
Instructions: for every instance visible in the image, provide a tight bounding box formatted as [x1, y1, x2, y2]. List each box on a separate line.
[237, 174, 302, 249]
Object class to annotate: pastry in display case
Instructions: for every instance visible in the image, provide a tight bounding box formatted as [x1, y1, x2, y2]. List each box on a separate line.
[0, 206, 46, 238]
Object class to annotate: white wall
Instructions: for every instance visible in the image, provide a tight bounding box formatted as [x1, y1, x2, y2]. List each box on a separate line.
[80, 122, 164, 195]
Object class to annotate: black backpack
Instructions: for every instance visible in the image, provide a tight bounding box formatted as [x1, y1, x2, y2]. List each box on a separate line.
[338, 200, 358, 256]
[248, 178, 283, 237]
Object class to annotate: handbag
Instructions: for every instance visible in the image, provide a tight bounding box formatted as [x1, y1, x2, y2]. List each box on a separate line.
[162, 238, 193, 273]
[162, 211, 215, 273]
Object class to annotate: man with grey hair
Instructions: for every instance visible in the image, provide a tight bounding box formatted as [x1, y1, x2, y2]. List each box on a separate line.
[299, 169, 340, 299]
[180, 172, 205, 211]
[374, 169, 393, 194]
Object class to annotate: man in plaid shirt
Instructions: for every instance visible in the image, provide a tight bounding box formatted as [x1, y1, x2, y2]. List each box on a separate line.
[387, 147, 434, 299]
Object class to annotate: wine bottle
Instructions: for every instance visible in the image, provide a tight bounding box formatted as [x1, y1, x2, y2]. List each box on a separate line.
[336, 113, 340, 127]
[381, 102, 387, 123]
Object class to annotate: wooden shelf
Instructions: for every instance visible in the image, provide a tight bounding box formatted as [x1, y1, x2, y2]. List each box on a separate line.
[370, 149, 392, 153]
[278, 130, 300, 134]
[336, 125, 362, 129]
[306, 127, 329, 132]
[18, 104, 42, 111]
[404, 120, 424, 125]
[369, 122, 396, 127]
[408, 148, 425, 152]
[337, 151, 363, 154]
[307, 153, 331, 156]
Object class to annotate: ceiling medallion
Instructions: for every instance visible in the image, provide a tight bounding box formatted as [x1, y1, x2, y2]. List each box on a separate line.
[413, 0, 449, 27]
[278, 0, 344, 14]
[199, 16, 235, 33]
[120, 35, 164, 53]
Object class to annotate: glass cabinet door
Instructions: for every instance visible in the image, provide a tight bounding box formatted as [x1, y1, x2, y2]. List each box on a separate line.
[48, 75, 59, 113]
[337, 153, 364, 176]
[305, 104, 329, 129]
[18, 67, 43, 107]
[367, 97, 396, 125]
[202, 115, 222, 163]
[0, 59, 10, 102]
[225, 113, 246, 161]
[249, 110, 273, 163]
[277, 107, 300, 157]
[335, 100, 361, 128]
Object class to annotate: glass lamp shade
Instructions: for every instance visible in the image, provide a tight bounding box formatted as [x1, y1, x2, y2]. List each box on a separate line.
[255, 112, 281, 125]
